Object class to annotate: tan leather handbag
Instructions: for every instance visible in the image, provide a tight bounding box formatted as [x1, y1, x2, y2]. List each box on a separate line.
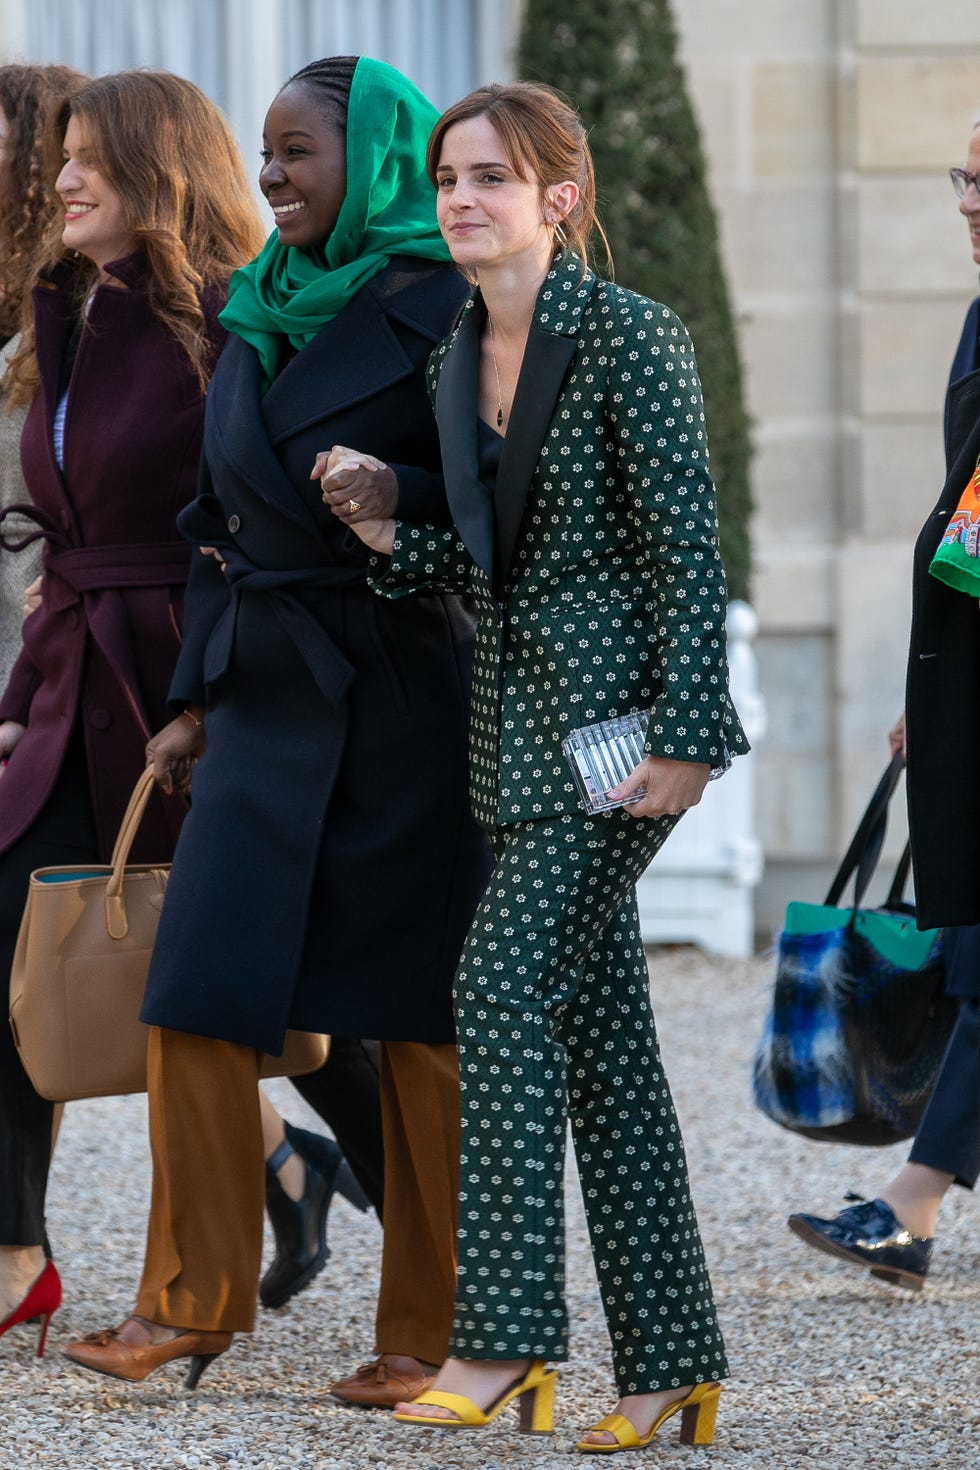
[8, 767, 329, 1102]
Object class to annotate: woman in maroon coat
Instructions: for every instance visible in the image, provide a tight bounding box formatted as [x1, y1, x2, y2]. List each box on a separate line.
[0, 70, 263, 1350]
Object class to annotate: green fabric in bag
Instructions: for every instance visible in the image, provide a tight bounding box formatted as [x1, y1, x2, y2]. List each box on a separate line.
[782, 901, 940, 972]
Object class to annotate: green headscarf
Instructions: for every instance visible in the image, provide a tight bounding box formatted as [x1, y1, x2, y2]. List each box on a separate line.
[220, 56, 450, 387]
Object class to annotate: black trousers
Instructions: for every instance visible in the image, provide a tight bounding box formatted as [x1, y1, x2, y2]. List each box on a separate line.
[289, 1037, 386, 1217]
[0, 733, 98, 1244]
[908, 995, 980, 1189]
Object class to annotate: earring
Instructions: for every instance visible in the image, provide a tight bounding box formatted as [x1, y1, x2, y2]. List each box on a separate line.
[554, 221, 567, 245]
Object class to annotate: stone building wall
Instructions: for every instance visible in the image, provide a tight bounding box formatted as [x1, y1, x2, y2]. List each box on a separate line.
[3, 0, 979, 930]
[672, 0, 980, 926]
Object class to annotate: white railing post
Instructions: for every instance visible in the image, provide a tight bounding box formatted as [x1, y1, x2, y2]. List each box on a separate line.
[635, 599, 767, 956]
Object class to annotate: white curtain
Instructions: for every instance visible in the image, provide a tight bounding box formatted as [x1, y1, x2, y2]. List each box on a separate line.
[26, 0, 228, 107]
[16, 0, 518, 184]
[281, 0, 479, 109]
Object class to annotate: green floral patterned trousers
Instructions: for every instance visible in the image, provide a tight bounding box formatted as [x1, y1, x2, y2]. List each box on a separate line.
[450, 806, 729, 1394]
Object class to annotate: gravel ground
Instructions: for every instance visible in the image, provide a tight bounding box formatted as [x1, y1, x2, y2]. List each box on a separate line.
[1, 947, 977, 1469]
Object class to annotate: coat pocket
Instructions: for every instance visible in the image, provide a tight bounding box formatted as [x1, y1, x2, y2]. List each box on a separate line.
[544, 595, 662, 725]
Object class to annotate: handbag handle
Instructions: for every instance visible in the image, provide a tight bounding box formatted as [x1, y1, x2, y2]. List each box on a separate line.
[824, 751, 905, 910]
[885, 841, 913, 910]
[104, 767, 160, 940]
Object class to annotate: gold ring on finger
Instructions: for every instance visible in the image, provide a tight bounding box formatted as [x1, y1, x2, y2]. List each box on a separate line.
[348, 499, 362, 513]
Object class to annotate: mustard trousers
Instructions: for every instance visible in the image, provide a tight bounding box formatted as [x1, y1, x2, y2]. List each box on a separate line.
[136, 1026, 459, 1363]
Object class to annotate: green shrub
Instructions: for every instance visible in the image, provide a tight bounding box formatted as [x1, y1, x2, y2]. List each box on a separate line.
[518, 0, 753, 598]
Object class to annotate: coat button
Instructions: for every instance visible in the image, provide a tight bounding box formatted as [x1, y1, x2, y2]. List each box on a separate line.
[227, 514, 241, 533]
[90, 708, 112, 730]
[65, 609, 79, 629]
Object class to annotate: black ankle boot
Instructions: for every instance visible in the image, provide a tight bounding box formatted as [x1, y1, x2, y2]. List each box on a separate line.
[260, 1123, 371, 1309]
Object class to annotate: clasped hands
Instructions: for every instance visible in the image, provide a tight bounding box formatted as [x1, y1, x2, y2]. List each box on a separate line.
[195, 444, 399, 580]
[308, 445, 709, 819]
[311, 445, 397, 555]
[12, 454, 711, 816]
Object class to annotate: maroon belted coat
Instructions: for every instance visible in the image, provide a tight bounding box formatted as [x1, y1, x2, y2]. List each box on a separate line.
[0, 254, 223, 861]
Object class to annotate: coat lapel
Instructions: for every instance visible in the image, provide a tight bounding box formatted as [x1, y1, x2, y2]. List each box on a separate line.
[433, 257, 597, 588]
[206, 339, 318, 532]
[494, 325, 576, 584]
[32, 282, 74, 435]
[493, 256, 597, 588]
[433, 301, 495, 579]
[945, 366, 980, 475]
[261, 284, 415, 446]
[209, 263, 462, 532]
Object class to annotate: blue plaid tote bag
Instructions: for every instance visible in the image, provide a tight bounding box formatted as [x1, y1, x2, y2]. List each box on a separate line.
[753, 754, 953, 1145]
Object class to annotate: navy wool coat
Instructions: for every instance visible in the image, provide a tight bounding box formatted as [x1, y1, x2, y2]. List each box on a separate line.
[906, 296, 980, 954]
[140, 258, 490, 1054]
[0, 254, 220, 861]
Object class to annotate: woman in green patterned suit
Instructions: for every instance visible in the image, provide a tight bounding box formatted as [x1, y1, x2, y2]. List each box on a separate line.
[331, 81, 749, 1453]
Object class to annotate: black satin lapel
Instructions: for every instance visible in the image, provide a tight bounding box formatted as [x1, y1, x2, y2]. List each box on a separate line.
[207, 341, 317, 533]
[262, 289, 413, 445]
[435, 309, 494, 579]
[494, 326, 577, 585]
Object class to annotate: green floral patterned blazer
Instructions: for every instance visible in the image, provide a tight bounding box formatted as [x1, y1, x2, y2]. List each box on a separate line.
[372, 251, 749, 830]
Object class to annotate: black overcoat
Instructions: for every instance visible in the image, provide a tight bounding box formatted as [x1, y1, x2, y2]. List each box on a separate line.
[140, 258, 490, 1053]
[906, 297, 980, 951]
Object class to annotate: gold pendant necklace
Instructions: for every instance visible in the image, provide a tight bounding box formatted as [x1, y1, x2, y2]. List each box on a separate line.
[486, 312, 504, 428]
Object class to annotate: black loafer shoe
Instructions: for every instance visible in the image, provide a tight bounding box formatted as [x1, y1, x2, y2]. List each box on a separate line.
[261, 1124, 371, 1309]
[788, 1195, 933, 1291]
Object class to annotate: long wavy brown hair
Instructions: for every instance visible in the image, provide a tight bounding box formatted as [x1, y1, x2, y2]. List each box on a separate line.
[7, 70, 267, 405]
[0, 63, 86, 341]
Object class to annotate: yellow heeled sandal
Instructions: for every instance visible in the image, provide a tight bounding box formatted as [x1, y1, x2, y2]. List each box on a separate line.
[393, 1359, 557, 1435]
[577, 1380, 721, 1454]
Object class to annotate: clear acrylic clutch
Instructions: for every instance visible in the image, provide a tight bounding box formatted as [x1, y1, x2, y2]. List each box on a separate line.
[562, 710, 651, 814]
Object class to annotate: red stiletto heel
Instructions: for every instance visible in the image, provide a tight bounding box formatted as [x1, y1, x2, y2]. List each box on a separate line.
[0, 1260, 63, 1357]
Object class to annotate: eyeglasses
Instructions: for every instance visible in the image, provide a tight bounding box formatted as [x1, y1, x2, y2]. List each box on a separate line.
[950, 167, 980, 199]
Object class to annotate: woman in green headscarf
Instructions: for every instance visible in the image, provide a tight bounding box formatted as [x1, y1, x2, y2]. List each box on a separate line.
[66, 57, 489, 1395]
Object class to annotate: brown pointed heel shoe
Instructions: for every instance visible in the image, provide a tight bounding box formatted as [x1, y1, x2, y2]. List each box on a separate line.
[64, 1316, 232, 1389]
